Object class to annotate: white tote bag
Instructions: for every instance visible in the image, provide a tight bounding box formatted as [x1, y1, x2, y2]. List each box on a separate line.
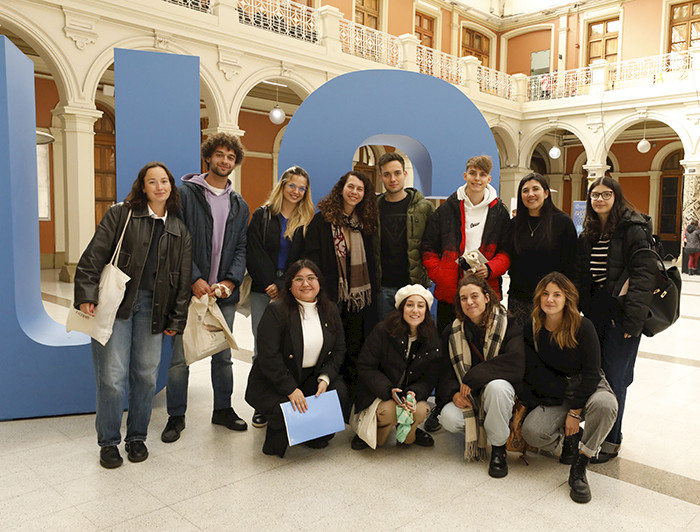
[348, 398, 381, 449]
[182, 294, 238, 365]
[66, 210, 132, 346]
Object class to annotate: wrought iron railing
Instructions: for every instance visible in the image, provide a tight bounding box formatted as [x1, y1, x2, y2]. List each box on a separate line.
[477, 65, 515, 100]
[527, 67, 592, 101]
[608, 51, 690, 88]
[416, 45, 462, 85]
[163, 0, 212, 13]
[237, 0, 319, 43]
[338, 19, 401, 67]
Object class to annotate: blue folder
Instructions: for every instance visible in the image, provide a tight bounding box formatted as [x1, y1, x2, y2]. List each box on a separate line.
[280, 389, 346, 446]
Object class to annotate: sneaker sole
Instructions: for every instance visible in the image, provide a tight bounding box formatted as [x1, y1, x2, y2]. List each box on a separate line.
[252, 421, 268, 428]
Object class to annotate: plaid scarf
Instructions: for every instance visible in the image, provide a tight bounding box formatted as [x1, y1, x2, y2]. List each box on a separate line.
[332, 213, 372, 312]
[447, 305, 508, 461]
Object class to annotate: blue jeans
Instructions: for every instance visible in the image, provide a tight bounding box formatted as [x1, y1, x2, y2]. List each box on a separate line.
[92, 290, 163, 447]
[166, 299, 236, 416]
[377, 286, 399, 322]
[249, 291, 271, 361]
[591, 308, 641, 451]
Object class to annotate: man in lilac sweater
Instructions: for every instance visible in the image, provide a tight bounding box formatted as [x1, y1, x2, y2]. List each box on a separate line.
[162, 133, 250, 443]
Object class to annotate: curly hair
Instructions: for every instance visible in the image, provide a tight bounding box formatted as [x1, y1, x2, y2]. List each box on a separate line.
[125, 161, 180, 213]
[317, 171, 379, 233]
[532, 272, 581, 350]
[201, 133, 245, 165]
[582, 176, 636, 242]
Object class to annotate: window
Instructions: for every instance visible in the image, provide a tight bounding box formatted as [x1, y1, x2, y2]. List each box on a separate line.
[669, 1, 700, 52]
[355, 0, 379, 29]
[415, 12, 434, 47]
[587, 17, 619, 64]
[461, 27, 489, 67]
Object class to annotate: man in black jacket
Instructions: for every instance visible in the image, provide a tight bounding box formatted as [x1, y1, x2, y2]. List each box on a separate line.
[161, 133, 250, 443]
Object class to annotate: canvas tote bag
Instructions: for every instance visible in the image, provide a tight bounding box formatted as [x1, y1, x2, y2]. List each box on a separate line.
[182, 294, 238, 365]
[66, 209, 132, 345]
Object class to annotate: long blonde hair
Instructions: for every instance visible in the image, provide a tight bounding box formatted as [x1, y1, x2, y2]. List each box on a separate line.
[264, 166, 314, 239]
[532, 272, 581, 350]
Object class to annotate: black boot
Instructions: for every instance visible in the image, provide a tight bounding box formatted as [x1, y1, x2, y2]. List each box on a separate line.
[489, 444, 508, 478]
[262, 426, 288, 458]
[560, 430, 581, 465]
[569, 453, 592, 503]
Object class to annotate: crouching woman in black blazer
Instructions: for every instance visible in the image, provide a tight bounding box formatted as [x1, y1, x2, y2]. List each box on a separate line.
[245, 259, 348, 458]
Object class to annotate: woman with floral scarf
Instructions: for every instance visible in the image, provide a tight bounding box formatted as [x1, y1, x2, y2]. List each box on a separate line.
[304, 171, 379, 399]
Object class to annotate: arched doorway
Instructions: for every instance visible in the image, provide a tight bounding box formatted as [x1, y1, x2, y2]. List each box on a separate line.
[93, 104, 116, 226]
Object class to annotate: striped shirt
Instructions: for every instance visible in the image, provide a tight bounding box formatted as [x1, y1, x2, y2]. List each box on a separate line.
[590, 237, 610, 287]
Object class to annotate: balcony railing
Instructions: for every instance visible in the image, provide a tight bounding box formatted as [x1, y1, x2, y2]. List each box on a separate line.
[237, 0, 319, 43]
[608, 51, 690, 89]
[163, 0, 212, 13]
[527, 67, 592, 101]
[478, 65, 515, 100]
[339, 19, 401, 67]
[417, 45, 462, 85]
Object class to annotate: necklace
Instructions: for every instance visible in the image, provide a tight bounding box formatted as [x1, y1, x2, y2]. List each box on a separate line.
[527, 220, 541, 237]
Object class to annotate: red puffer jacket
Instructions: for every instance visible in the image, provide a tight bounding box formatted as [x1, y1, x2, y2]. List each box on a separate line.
[421, 192, 511, 303]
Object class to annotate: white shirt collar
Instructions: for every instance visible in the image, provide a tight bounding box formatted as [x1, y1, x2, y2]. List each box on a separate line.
[147, 204, 168, 222]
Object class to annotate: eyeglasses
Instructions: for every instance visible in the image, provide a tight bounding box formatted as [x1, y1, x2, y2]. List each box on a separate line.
[287, 183, 307, 193]
[292, 275, 318, 284]
[590, 191, 614, 200]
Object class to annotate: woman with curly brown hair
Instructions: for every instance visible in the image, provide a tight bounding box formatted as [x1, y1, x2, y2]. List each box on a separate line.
[303, 171, 380, 398]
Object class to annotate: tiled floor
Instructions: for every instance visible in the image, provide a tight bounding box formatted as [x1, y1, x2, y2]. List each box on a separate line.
[1, 270, 700, 530]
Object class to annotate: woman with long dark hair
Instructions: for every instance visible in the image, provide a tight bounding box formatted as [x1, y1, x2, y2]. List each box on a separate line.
[574, 176, 655, 463]
[74, 162, 192, 469]
[437, 274, 524, 478]
[303, 171, 380, 397]
[245, 259, 347, 458]
[520, 272, 618, 503]
[351, 285, 440, 450]
[507, 173, 577, 327]
[247, 166, 314, 428]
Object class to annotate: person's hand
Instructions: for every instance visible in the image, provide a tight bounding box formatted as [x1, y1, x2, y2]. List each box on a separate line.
[219, 280, 235, 295]
[623, 333, 632, 339]
[473, 264, 489, 278]
[288, 388, 308, 413]
[79, 302, 95, 316]
[391, 388, 404, 406]
[265, 284, 279, 300]
[192, 279, 213, 298]
[163, 330, 177, 336]
[453, 391, 471, 409]
[404, 391, 417, 412]
[460, 383, 471, 398]
[566, 410, 582, 436]
[315, 380, 328, 397]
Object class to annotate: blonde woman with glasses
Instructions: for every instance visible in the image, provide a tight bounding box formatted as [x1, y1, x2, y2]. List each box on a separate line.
[247, 166, 314, 428]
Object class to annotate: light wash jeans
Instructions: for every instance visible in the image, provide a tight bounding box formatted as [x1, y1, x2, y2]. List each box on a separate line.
[439, 379, 515, 447]
[166, 299, 236, 416]
[92, 290, 162, 447]
[249, 291, 271, 361]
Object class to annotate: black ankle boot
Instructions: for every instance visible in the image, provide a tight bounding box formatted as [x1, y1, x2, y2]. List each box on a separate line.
[489, 444, 508, 478]
[569, 453, 592, 503]
[560, 430, 581, 465]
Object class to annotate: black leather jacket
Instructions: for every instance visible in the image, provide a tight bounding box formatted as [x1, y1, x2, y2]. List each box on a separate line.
[74, 202, 192, 334]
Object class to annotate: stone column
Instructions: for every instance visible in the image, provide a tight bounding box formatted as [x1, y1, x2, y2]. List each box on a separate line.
[582, 162, 610, 188]
[589, 59, 609, 95]
[648, 170, 662, 234]
[52, 105, 102, 282]
[212, 0, 240, 27]
[398, 34, 420, 73]
[459, 55, 480, 96]
[511, 73, 528, 103]
[317, 5, 343, 57]
[49, 122, 66, 268]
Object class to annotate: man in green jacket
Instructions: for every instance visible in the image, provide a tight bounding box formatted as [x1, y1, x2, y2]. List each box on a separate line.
[376, 152, 435, 320]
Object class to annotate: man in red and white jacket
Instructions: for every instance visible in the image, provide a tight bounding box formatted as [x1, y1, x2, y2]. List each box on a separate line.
[422, 154, 511, 333]
[421, 155, 511, 432]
